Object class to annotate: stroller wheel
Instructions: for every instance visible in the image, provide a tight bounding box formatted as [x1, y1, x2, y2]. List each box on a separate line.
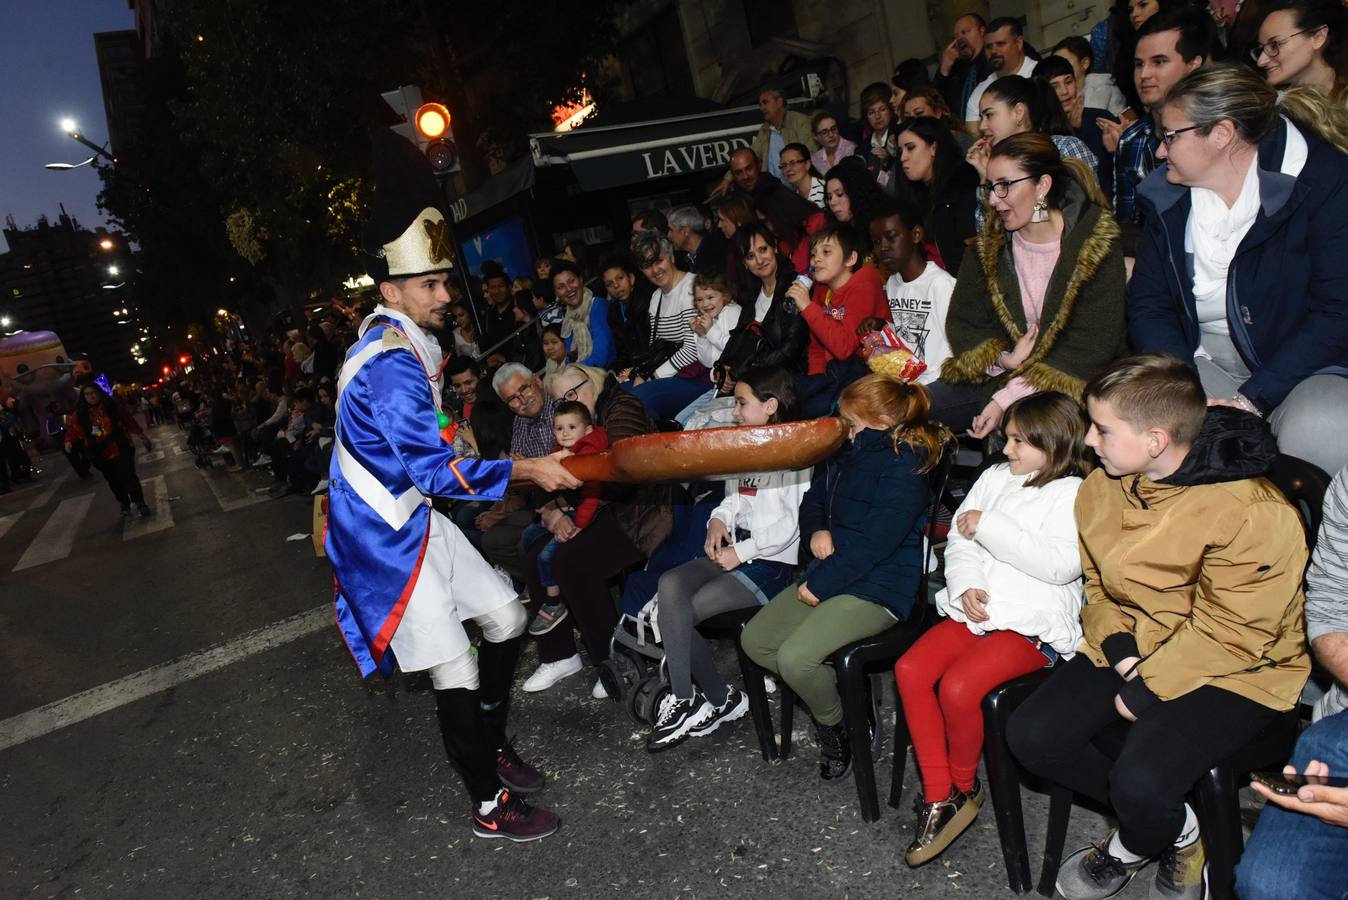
[629, 675, 671, 727]
[598, 651, 641, 712]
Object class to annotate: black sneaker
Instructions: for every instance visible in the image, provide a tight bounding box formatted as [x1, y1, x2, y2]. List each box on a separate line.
[471, 788, 559, 842]
[1056, 833, 1150, 900]
[689, 686, 748, 737]
[645, 693, 712, 753]
[815, 720, 851, 780]
[495, 742, 544, 794]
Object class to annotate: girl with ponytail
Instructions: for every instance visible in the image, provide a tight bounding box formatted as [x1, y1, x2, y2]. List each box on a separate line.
[965, 75, 1104, 194]
[1128, 62, 1348, 475]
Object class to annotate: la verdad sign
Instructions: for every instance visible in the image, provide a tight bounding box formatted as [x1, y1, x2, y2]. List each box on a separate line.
[640, 136, 753, 179]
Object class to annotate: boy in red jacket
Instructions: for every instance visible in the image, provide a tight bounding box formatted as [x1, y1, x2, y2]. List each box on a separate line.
[525, 400, 610, 636]
[786, 222, 887, 417]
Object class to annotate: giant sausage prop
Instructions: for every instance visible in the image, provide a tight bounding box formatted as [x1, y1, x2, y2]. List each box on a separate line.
[561, 417, 848, 483]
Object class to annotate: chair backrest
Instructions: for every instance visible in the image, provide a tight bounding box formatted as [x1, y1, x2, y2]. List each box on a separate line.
[1266, 454, 1333, 550]
[915, 442, 956, 615]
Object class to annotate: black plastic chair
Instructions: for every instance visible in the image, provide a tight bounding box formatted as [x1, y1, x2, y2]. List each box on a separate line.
[698, 605, 778, 762]
[759, 448, 954, 822]
[1031, 453, 1329, 899]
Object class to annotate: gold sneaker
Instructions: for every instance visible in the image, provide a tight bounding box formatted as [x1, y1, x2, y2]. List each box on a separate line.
[1151, 838, 1206, 900]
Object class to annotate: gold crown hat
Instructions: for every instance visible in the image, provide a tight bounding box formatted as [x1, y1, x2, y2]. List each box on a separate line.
[361, 130, 456, 282]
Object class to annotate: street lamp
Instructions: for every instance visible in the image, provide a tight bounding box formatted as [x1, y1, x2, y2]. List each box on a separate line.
[108, 265, 119, 277]
[98, 238, 114, 250]
[45, 157, 97, 171]
[0, 316, 12, 329]
[56, 118, 115, 164]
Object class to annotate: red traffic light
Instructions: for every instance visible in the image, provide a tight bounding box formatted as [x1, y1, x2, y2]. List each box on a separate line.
[178, 355, 190, 365]
[162, 366, 171, 375]
[414, 103, 451, 140]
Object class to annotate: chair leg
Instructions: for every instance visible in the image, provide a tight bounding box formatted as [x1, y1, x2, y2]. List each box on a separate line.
[983, 707, 1032, 893]
[889, 697, 911, 810]
[839, 664, 881, 823]
[734, 639, 777, 762]
[1193, 766, 1243, 900]
[1037, 786, 1074, 897]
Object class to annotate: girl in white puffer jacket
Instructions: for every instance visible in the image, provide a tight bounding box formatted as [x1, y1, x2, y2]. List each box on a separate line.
[894, 391, 1091, 868]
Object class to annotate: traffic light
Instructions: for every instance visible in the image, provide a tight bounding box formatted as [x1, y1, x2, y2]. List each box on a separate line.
[162, 365, 171, 376]
[381, 85, 460, 176]
[178, 354, 190, 366]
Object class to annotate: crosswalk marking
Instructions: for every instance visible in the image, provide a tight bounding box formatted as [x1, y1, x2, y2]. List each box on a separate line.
[122, 477, 174, 541]
[197, 466, 268, 513]
[0, 512, 22, 542]
[27, 470, 70, 511]
[138, 450, 165, 464]
[13, 494, 94, 572]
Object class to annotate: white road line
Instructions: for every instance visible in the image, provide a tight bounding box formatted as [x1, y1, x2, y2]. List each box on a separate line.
[122, 477, 174, 541]
[0, 604, 332, 753]
[138, 450, 165, 464]
[12, 493, 94, 572]
[0, 511, 23, 542]
[26, 470, 70, 511]
[198, 467, 268, 512]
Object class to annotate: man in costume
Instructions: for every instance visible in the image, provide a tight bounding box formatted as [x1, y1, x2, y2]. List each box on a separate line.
[327, 131, 579, 842]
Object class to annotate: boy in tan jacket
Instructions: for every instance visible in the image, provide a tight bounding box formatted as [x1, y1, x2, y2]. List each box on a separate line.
[1008, 354, 1310, 900]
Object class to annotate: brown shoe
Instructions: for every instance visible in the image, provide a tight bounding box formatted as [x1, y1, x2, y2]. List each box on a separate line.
[904, 781, 982, 867]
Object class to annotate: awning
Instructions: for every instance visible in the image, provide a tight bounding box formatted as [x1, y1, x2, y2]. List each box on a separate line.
[447, 156, 537, 224]
[529, 101, 808, 192]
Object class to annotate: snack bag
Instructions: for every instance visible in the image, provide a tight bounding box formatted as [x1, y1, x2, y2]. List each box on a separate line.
[860, 323, 927, 383]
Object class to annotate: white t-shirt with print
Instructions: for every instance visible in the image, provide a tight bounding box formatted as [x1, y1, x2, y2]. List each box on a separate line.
[884, 261, 956, 386]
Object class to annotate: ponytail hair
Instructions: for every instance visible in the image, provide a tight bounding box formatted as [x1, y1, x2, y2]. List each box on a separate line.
[1166, 62, 1348, 155]
[837, 375, 954, 474]
[987, 132, 1110, 213]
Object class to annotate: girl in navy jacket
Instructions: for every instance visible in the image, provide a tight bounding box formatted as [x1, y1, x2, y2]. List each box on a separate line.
[743, 374, 952, 780]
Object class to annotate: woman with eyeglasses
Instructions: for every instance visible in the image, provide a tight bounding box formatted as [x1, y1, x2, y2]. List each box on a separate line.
[520, 363, 672, 698]
[1129, 63, 1348, 475]
[809, 110, 857, 176]
[779, 142, 826, 208]
[1255, 0, 1348, 100]
[934, 133, 1127, 438]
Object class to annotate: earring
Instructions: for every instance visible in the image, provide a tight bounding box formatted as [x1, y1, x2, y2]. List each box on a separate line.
[1031, 195, 1050, 223]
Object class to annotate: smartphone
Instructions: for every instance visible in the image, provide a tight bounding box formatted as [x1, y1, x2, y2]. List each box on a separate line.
[1251, 770, 1348, 795]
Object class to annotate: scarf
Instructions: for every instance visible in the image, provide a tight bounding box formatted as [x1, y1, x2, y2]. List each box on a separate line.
[562, 287, 596, 364]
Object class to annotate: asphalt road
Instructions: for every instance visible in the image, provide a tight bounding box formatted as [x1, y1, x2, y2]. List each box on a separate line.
[1, 426, 1181, 899]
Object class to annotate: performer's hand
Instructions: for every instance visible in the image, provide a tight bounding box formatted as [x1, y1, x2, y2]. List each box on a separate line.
[705, 518, 731, 561]
[956, 509, 981, 539]
[959, 588, 990, 623]
[810, 530, 835, 560]
[797, 582, 821, 607]
[514, 453, 581, 492]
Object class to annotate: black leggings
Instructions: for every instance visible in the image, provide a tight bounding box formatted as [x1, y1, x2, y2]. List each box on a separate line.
[1007, 654, 1279, 859]
[94, 451, 146, 510]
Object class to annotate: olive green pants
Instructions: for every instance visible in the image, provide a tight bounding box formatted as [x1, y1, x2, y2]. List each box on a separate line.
[741, 585, 897, 727]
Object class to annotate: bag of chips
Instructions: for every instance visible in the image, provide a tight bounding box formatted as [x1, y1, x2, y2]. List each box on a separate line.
[860, 323, 927, 383]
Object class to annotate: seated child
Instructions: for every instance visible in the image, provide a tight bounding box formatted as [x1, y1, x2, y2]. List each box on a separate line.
[742, 373, 952, 779]
[647, 367, 808, 752]
[1008, 354, 1311, 900]
[524, 400, 610, 636]
[539, 324, 568, 380]
[673, 273, 745, 427]
[895, 391, 1090, 866]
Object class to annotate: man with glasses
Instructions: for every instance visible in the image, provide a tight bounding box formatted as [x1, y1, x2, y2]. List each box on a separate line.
[1102, 8, 1213, 228]
[476, 363, 558, 583]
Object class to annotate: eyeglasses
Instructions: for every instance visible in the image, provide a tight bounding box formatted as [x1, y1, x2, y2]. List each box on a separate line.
[503, 382, 537, 407]
[780, 157, 808, 167]
[1252, 27, 1320, 61]
[979, 174, 1036, 198]
[556, 381, 587, 402]
[1159, 124, 1201, 146]
[814, 125, 839, 136]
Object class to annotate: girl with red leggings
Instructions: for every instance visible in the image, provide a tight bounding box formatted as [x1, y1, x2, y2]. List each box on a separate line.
[894, 391, 1091, 866]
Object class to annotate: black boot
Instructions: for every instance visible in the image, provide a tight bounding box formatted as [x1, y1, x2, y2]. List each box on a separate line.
[477, 635, 544, 793]
[433, 687, 502, 806]
[815, 720, 852, 781]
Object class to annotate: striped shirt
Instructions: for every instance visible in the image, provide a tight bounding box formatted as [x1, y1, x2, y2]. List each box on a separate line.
[648, 274, 699, 378]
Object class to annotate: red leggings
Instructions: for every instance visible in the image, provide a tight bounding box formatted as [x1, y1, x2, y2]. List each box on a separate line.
[894, 618, 1048, 802]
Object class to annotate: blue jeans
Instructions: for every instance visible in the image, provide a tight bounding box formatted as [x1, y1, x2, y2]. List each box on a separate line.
[630, 375, 711, 422]
[521, 521, 563, 590]
[1235, 709, 1348, 900]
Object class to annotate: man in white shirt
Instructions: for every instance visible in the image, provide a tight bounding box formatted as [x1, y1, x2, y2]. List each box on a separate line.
[868, 195, 955, 385]
[965, 17, 1038, 131]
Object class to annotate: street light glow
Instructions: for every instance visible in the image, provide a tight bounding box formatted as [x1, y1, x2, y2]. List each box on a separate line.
[108, 265, 119, 276]
[60, 117, 77, 135]
[0, 316, 11, 328]
[217, 308, 228, 316]
[99, 238, 114, 250]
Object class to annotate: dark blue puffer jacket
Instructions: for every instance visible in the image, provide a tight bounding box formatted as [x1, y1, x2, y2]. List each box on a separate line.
[796, 427, 932, 619]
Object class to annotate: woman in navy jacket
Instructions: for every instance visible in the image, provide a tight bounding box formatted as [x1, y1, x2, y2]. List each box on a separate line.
[1128, 64, 1348, 475]
[742, 375, 952, 782]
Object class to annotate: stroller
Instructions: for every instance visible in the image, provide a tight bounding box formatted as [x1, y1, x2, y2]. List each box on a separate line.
[596, 489, 724, 725]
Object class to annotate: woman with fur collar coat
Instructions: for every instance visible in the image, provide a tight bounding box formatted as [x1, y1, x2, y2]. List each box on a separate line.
[928, 133, 1128, 437]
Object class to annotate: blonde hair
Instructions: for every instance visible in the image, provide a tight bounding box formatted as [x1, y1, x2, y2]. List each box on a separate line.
[545, 362, 607, 397]
[837, 375, 953, 474]
[1167, 62, 1348, 154]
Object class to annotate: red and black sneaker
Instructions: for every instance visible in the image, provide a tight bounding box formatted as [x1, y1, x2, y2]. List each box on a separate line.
[496, 742, 545, 794]
[472, 789, 560, 842]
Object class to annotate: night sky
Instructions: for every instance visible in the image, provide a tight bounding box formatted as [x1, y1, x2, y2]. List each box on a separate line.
[0, 1, 134, 253]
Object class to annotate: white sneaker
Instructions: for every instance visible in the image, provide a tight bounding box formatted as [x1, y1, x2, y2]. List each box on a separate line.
[522, 654, 582, 692]
[591, 678, 608, 700]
